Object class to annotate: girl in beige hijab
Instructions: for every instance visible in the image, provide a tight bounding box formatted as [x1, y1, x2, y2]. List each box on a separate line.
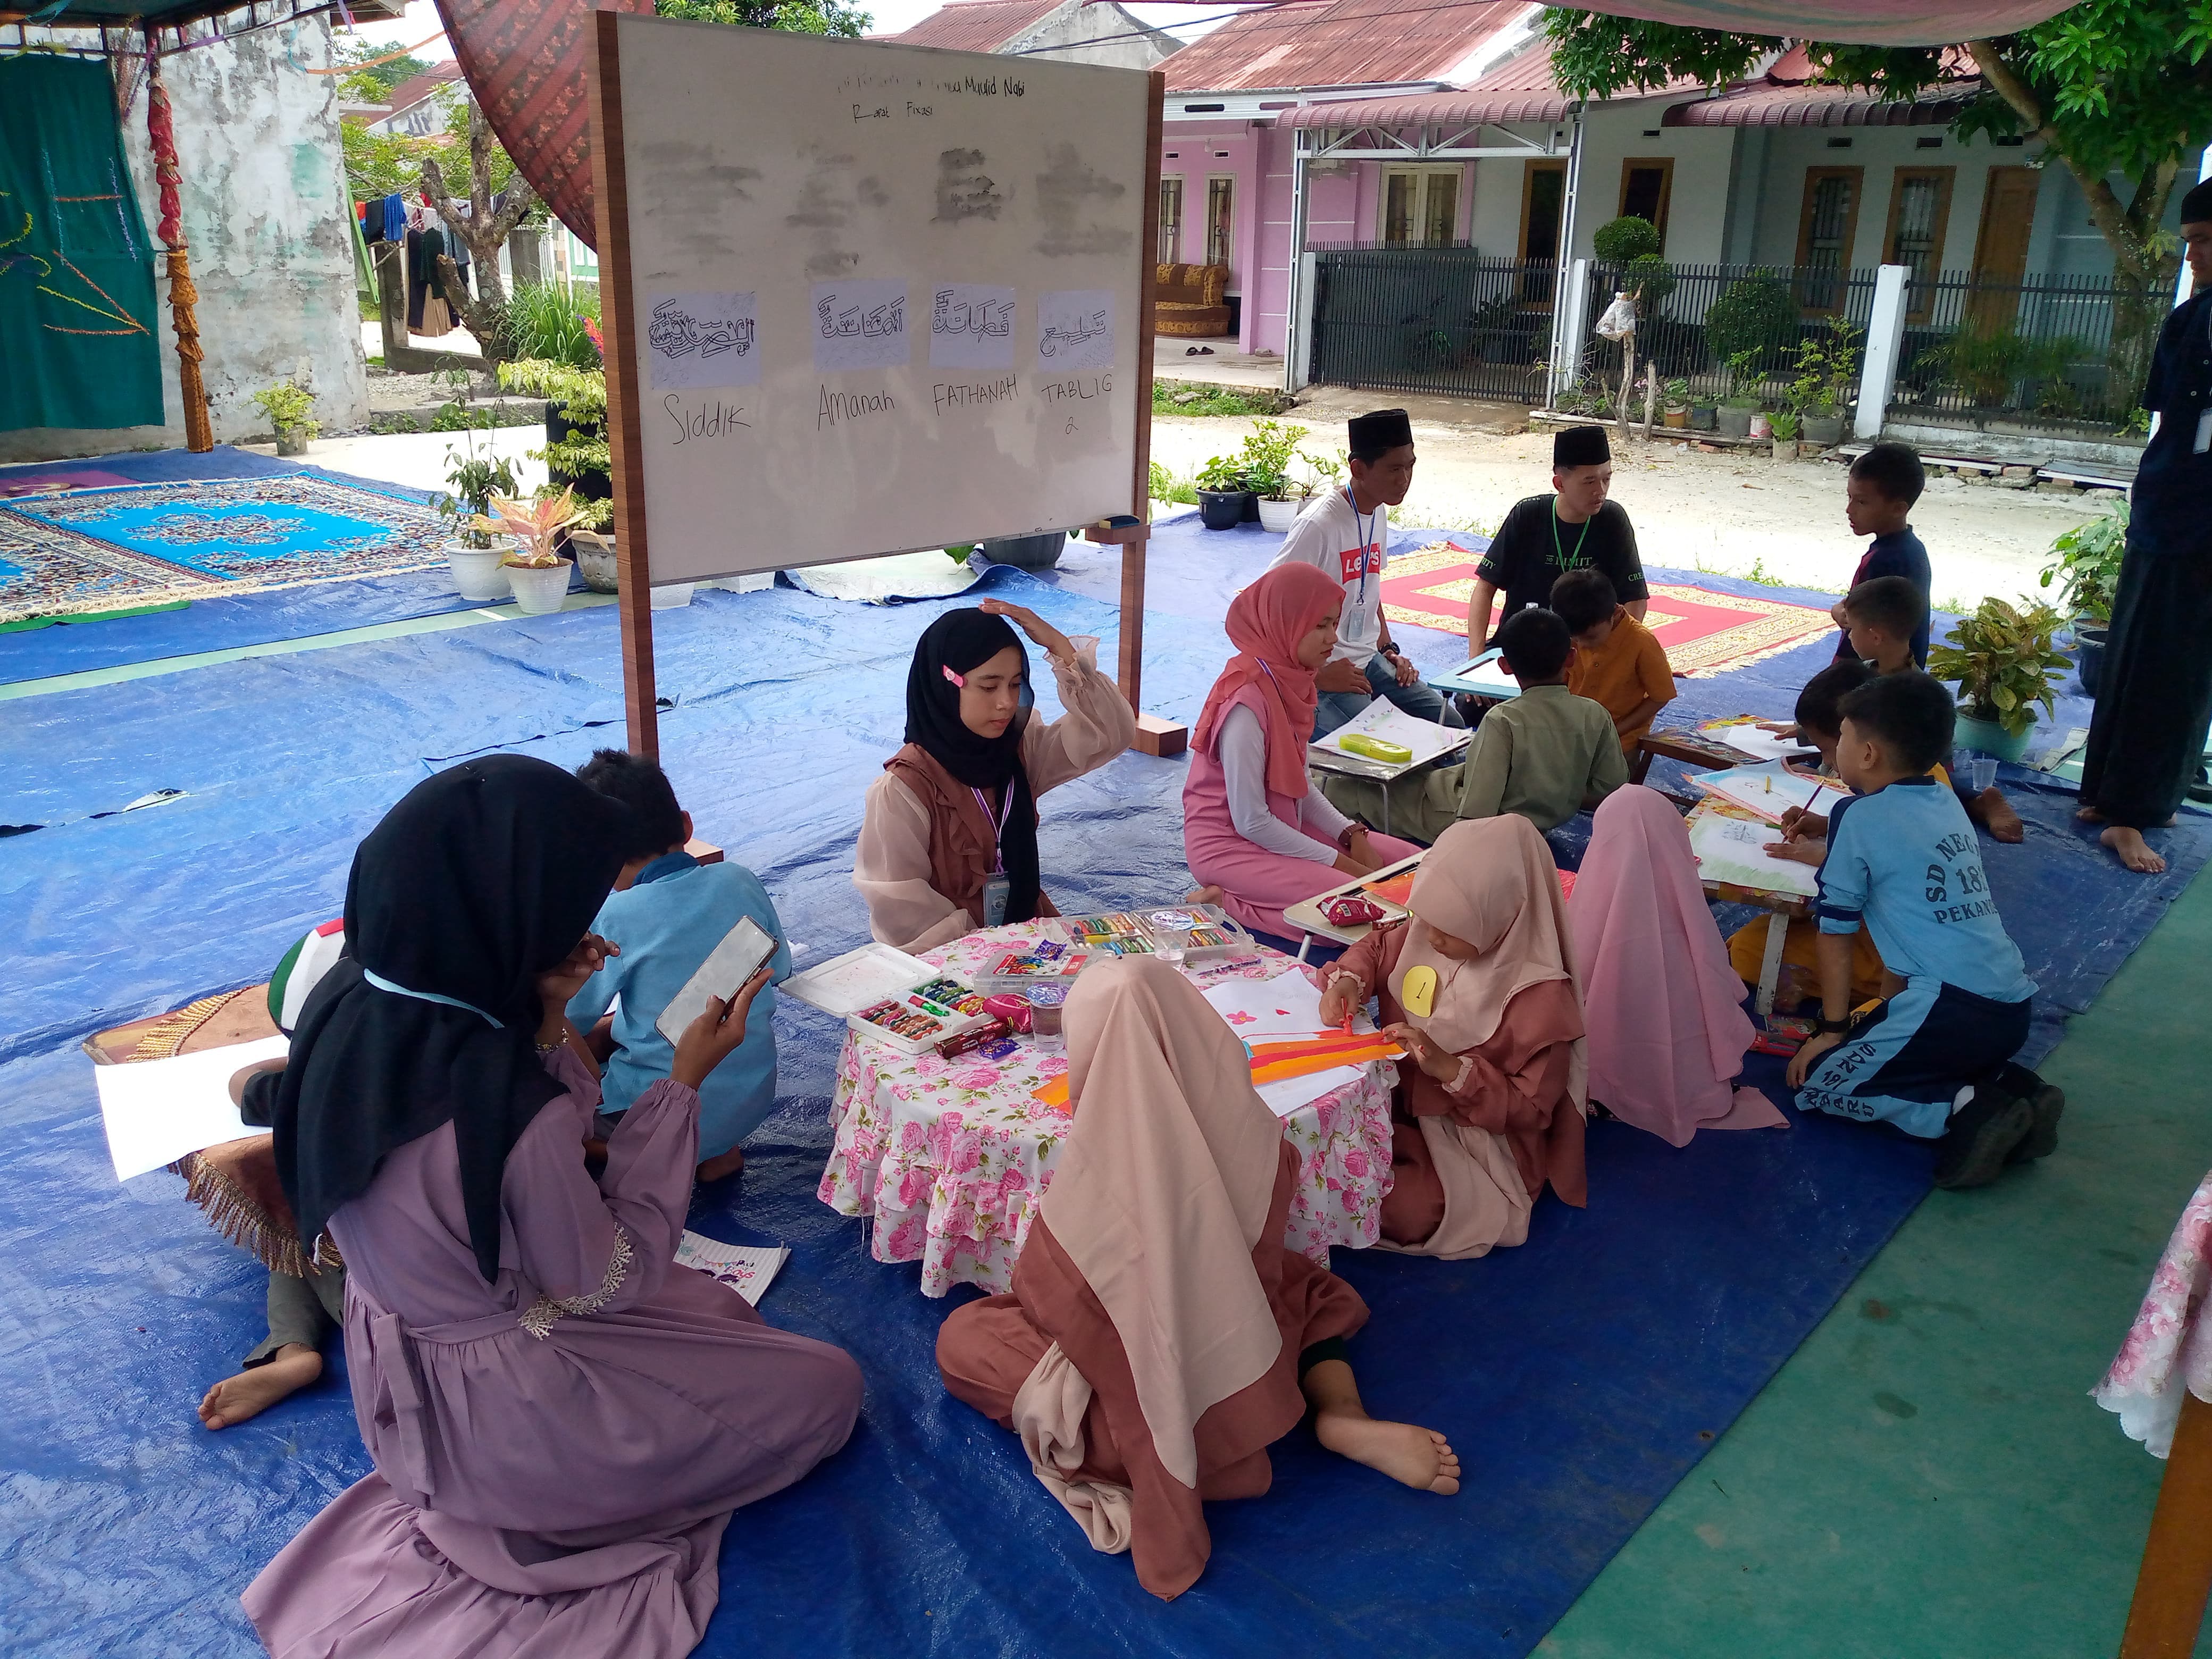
[936, 956, 1458, 1601]
[1318, 815, 1588, 1259]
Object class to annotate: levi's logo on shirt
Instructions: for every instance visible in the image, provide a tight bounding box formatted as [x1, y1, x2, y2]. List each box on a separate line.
[1336, 542, 1383, 584]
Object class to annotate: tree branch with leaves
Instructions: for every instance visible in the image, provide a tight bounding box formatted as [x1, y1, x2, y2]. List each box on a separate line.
[421, 103, 540, 364]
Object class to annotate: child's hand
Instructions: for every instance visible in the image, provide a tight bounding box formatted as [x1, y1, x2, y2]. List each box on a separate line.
[538, 933, 618, 1007]
[1318, 974, 1361, 1030]
[1755, 720, 1799, 736]
[978, 598, 1074, 664]
[1383, 1021, 1458, 1083]
[671, 965, 773, 1090]
[229, 1057, 285, 1107]
[1787, 1028, 1844, 1088]
[1763, 835, 1825, 867]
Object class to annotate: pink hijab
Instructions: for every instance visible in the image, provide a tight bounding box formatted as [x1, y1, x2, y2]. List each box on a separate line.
[1192, 562, 1340, 800]
[1046, 957, 1287, 1489]
[1567, 786, 1785, 1145]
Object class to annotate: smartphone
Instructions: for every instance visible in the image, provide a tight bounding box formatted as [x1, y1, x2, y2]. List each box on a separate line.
[656, 916, 777, 1045]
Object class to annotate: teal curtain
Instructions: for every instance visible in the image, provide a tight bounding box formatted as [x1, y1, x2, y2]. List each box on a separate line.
[0, 55, 164, 433]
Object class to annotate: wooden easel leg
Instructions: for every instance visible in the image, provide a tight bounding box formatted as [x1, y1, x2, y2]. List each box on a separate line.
[1755, 910, 1789, 1020]
[1118, 535, 1187, 758]
[2119, 1389, 2212, 1659]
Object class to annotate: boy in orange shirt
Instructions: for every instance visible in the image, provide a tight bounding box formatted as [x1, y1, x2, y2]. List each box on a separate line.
[1552, 567, 1675, 756]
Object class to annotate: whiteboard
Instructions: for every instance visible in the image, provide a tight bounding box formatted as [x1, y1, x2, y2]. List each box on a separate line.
[600, 18, 1152, 584]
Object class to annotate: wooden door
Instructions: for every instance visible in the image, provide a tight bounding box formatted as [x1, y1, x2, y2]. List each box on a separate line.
[1966, 165, 2038, 334]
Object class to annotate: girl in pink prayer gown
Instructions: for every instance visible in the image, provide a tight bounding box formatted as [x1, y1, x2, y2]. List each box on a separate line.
[1184, 563, 1421, 939]
[1566, 785, 1784, 1145]
[239, 756, 861, 1659]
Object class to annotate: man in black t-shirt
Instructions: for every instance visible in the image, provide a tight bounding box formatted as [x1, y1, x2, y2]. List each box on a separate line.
[1466, 425, 1647, 647]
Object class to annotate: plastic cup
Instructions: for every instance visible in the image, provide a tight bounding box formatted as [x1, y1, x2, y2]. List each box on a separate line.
[1970, 756, 1998, 793]
[1025, 984, 1068, 1052]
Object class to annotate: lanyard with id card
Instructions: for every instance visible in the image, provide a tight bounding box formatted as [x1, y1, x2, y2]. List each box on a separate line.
[974, 786, 1014, 926]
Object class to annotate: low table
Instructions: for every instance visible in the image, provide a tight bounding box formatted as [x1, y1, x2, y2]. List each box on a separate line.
[816, 922, 1397, 1296]
[1683, 796, 1814, 1018]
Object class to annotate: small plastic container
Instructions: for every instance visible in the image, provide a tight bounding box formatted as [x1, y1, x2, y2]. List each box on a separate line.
[983, 941, 1091, 994]
[1137, 903, 1258, 966]
[1969, 755, 1998, 793]
[1025, 984, 1068, 1052]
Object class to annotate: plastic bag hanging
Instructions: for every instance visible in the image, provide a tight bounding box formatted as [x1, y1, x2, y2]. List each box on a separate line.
[1595, 292, 1638, 342]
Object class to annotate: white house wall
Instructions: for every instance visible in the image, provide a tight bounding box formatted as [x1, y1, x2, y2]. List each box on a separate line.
[1564, 105, 1736, 262]
[1004, 1, 1175, 69]
[1, 15, 370, 463]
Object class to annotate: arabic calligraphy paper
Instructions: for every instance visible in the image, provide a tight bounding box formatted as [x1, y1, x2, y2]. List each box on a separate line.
[928, 281, 1016, 370]
[811, 278, 910, 373]
[1036, 288, 1112, 372]
[648, 290, 761, 390]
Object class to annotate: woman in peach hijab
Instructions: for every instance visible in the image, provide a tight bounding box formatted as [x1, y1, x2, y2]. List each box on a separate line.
[1318, 815, 1587, 1258]
[936, 957, 1457, 1601]
[1567, 785, 1783, 1145]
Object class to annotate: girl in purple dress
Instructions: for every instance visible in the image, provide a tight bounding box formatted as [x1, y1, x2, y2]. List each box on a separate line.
[242, 756, 861, 1658]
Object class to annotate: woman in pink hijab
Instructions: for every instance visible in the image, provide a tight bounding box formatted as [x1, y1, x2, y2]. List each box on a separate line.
[936, 958, 1459, 1601]
[1184, 564, 1422, 938]
[1318, 816, 1587, 1258]
[1567, 785, 1783, 1145]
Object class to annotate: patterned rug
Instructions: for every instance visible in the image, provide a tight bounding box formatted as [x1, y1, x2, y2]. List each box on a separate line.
[1382, 540, 1840, 676]
[0, 475, 453, 623]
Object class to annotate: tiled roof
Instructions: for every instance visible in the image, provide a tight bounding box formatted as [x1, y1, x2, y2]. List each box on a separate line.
[380, 62, 464, 119]
[1163, 0, 1526, 95]
[1278, 43, 1695, 127]
[881, 0, 1065, 53]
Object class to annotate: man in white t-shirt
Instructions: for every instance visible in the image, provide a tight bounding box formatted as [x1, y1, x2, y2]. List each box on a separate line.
[1265, 407, 1448, 739]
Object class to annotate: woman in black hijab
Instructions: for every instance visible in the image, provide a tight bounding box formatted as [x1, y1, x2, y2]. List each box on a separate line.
[854, 596, 1137, 951]
[240, 755, 864, 1654]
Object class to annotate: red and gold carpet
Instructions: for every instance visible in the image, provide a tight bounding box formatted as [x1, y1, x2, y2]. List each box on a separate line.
[1381, 541, 1839, 676]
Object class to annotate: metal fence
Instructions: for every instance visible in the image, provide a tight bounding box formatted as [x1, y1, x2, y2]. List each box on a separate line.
[1562, 261, 1882, 416]
[1888, 269, 2159, 434]
[1308, 246, 1559, 403]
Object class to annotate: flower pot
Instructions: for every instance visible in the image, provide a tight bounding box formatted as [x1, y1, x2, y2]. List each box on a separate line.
[1772, 441, 1800, 466]
[274, 428, 310, 458]
[2074, 624, 2108, 699]
[505, 559, 571, 615]
[1748, 413, 1772, 441]
[1801, 412, 1846, 448]
[1662, 408, 1690, 429]
[1256, 496, 1301, 532]
[1197, 488, 1250, 531]
[980, 532, 1067, 569]
[1690, 404, 1717, 432]
[568, 532, 620, 594]
[446, 538, 514, 601]
[1716, 405, 1755, 440]
[1952, 711, 2031, 764]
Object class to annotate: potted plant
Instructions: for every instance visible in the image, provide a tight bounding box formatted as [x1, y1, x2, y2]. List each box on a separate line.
[567, 501, 621, 594]
[1689, 393, 1717, 432]
[434, 435, 523, 601]
[253, 380, 320, 457]
[1790, 316, 1860, 448]
[1195, 453, 1252, 531]
[1927, 597, 2072, 763]
[498, 357, 611, 532]
[1718, 349, 1761, 440]
[472, 486, 589, 615]
[1239, 418, 1310, 532]
[1661, 378, 1691, 429]
[1767, 407, 1800, 460]
[2039, 501, 2128, 696]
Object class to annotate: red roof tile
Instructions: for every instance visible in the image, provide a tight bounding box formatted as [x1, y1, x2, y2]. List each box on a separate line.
[882, 0, 1065, 53]
[1666, 68, 1981, 127]
[380, 62, 464, 119]
[1164, 0, 1527, 94]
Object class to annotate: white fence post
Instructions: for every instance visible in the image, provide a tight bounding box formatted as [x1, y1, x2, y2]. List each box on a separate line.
[1289, 250, 1318, 391]
[1551, 257, 1590, 403]
[1855, 264, 1910, 441]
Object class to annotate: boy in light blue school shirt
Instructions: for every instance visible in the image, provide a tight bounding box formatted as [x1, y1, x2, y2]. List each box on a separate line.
[566, 751, 792, 1178]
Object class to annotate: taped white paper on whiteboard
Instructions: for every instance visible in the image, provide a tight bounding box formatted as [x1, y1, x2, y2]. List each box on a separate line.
[928, 282, 1016, 370]
[813, 278, 910, 372]
[1037, 289, 1112, 372]
[648, 290, 760, 390]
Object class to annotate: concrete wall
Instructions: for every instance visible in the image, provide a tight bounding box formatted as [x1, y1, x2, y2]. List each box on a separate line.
[1007, 1, 1176, 70]
[2, 16, 370, 464]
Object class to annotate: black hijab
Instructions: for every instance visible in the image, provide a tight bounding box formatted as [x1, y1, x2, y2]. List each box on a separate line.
[904, 608, 1042, 924]
[258, 755, 632, 1281]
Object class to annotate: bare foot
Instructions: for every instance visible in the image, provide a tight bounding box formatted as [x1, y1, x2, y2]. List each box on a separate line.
[2101, 824, 2167, 874]
[199, 1344, 322, 1430]
[1313, 1410, 1461, 1494]
[1182, 884, 1224, 906]
[1972, 787, 2024, 844]
[697, 1145, 746, 1184]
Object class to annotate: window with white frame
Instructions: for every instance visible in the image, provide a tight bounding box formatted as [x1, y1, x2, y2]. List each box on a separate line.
[1380, 165, 1462, 248]
[1158, 175, 1184, 265]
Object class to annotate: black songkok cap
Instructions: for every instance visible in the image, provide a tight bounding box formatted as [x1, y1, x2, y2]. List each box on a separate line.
[2184, 179, 2212, 224]
[1554, 424, 1611, 469]
[1347, 408, 1413, 459]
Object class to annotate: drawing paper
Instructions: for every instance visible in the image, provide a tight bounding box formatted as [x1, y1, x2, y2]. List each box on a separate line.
[95, 1035, 290, 1182]
[656, 916, 778, 1044]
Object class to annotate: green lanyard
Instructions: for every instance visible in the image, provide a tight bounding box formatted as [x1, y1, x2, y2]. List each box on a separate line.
[1549, 496, 1593, 572]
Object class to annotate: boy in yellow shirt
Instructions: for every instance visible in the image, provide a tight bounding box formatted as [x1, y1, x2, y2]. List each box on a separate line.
[1552, 567, 1675, 756]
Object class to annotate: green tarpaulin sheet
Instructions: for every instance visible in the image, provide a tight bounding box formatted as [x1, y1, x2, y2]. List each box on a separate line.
[0, 55, 165, 433]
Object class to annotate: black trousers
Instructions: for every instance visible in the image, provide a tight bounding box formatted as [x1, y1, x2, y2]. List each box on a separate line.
[2080, 541, 2212, 831]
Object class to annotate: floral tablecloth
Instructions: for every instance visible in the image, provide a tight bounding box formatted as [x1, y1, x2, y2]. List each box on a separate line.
[2093, 1168, 2212, 1459]
[816, 925, 1396, 1296]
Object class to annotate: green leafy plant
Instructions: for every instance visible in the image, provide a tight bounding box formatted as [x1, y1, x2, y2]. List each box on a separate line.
[1705, 274, 1797, 376]
[1237, 418, 1311, 501]
[1789, 316, 1862, 417]
[1148, 460, 1200, 506]
[251, 379, 319, 441]
[2039, 500, 2130, 624]
[1928, 597, 2073, 738]
[1922, 327, 2082, 409]
[473, 486, 590, 569]
[1662, 377, 1691, 412]
[1622, 252, 1676, 310]
[1721, 348, 1765, 408]
[1767, 408, 1800, 442]
[438, 451, 522, 549]
[499, 357, 611, 495]
[505, 281, 604, 368]
[1195, 454, 1249, 493]
[1591, 215, 1662, 264]
[1300, 445, 1346, 499]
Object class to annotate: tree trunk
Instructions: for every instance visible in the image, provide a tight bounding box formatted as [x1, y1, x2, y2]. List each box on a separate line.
[421, 104, 540, 368]
[2107, 263, 2173, 422]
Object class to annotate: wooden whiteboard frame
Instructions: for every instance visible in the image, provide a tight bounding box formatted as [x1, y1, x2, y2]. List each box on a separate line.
[589, 19, 1168, 758]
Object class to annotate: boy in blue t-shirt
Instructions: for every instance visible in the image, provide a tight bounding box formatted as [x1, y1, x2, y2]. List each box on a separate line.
[1784, 672, 2062, 1188]
[567, 750, 792, 1183]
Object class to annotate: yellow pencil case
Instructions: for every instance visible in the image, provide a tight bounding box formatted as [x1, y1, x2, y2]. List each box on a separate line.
[1339, 733, 1412, 764]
